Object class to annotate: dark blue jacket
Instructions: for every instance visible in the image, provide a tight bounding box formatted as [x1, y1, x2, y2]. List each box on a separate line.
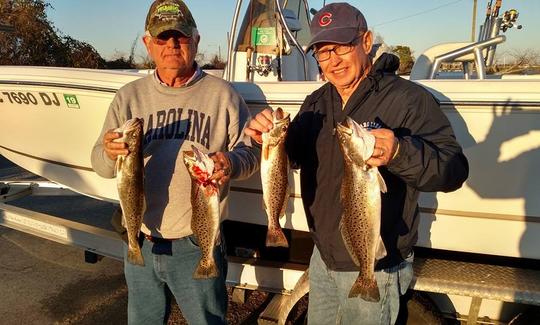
[286, 53, 469, 271]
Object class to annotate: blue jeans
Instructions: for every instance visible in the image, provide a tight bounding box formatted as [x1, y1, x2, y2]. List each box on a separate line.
[124, 234, 227, 325]
[307, 246, 414, 325]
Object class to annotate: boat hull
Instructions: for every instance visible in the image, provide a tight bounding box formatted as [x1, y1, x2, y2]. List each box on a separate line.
[1, 66, 540, 259]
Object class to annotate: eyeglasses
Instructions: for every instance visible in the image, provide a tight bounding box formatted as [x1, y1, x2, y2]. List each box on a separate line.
[312, 35, 362, 62]
[151, 30, 191, 45]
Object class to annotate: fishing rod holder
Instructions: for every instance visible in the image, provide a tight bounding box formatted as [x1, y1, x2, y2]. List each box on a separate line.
[428, 35, 506, 80]
[248, 55, 274, 76]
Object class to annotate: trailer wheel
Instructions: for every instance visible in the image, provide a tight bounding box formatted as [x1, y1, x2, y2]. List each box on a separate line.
[401, 291, 445, 325]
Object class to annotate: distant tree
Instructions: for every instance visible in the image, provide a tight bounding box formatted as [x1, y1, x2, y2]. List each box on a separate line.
[103, 50, 137, 69]
[63, 36, 105, 68]
[0, 0, 105, 67]
[195, 52, 205, 65]
[503, 48, 540, 74]
[391, 45, 415, 75]
[137, 54, 155, 69]
[105, 57, 135, 69]
[202, 54, 227, 69]
[128, 34, 139, 67]
[208, 54, 226, 69]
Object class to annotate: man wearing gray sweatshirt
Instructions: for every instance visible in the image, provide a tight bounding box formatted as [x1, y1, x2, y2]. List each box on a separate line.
[91, 1, 258, 324]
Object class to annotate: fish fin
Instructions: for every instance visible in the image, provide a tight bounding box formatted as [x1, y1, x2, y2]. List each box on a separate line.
[262, 144, 270, 161]
[279, 184, 290, 219]
[363, 134, 376, 160]
[375, 236, 387, 260]
[377, 170, 387, 193]
[115, 155, 125, 176]
[350, 119, 376, 159]
[266, 226, 289, 247]
[127, 245, 145, 266]
[349, 276, 380, 302]
[193, 259, 219, 279]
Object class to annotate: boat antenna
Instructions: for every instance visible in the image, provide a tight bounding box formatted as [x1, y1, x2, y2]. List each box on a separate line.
[471, 0, 478, 42]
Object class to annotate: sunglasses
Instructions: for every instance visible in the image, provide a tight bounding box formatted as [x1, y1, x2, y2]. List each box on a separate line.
[151, 30, 191, 45]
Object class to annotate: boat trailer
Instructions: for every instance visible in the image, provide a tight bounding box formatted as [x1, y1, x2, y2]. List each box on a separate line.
[2, 181, 540, 324]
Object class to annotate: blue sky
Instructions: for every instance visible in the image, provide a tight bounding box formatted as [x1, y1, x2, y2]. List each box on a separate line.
[46, 0, 539, 63]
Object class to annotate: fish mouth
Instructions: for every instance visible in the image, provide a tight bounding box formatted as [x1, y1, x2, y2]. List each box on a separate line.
[273, 107, 290, 121]
[121, 118, 143, 132]
[184, 145, 215, 176]
[336, 122, 352, 136]
[113, 118, 143, 144]
[183, 150, 195, 160]
[191, 145, 206, 163]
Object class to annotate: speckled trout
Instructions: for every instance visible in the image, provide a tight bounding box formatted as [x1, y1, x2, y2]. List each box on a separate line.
[115, 118, 145, 266]
[183, 145, 220, 279]
[261, 107, 290, 247]
[335, 117, 387, 301]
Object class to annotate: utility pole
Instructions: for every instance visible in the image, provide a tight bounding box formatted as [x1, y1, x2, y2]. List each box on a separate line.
[471, 0, 478, 41]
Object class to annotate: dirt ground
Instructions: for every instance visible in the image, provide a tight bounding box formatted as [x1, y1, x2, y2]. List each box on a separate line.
[0, 226, 306, 324]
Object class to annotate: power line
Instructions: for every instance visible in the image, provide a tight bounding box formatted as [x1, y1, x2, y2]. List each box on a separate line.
[372, 0, 465, 28]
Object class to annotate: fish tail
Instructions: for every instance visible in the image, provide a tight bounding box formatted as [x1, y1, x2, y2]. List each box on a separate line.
[127, 245, 145, 266]
[348, 276, 380, 302]
[193, 258, 219, 279]
[266, 225, 289, 247]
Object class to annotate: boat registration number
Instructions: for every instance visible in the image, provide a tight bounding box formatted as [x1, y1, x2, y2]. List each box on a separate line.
[0, 91, 80, 109]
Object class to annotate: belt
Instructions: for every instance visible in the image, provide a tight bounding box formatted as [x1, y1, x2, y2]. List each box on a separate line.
[143, 234, 180, 243]
[141, 234, 179, 256]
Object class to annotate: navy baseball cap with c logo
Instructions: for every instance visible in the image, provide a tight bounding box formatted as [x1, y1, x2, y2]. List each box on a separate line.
[306, 2, 368, 51]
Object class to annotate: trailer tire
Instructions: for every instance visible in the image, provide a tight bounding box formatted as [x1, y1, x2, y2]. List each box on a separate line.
[402, 291, 445, 325]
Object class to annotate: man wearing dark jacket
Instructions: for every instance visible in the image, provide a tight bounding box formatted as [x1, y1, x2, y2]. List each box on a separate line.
[245, 2, 468, 324]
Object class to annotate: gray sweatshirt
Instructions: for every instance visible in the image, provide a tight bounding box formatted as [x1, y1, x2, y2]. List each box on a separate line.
[91, 71, 259, 239]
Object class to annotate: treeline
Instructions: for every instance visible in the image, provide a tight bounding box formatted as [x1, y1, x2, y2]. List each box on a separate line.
[391, 45, 414, 75]
[0, 0, 140, 68]
[374, 35, 415, 75]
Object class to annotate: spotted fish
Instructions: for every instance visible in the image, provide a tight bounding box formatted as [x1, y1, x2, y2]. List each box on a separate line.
[335, 117, 387, 301]
[183, 145, 220, 279]
[261, 107, 290, 247]
[115, 118, 145, 266]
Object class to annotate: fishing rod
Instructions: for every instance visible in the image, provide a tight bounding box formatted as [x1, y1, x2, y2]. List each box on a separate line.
[479, 0, 494, 41]
[492, 0, 502, 17]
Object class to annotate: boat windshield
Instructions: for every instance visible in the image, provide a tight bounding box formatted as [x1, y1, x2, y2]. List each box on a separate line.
[235, 0, 311, 54]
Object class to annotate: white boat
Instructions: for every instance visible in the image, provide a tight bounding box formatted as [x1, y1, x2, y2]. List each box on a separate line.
[1, 0, 539, 322]
[1, 0, 538, 259]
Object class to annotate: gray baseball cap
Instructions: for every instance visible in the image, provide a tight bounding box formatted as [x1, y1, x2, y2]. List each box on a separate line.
[145, 0, 197, 37]
[307, 2, 368, 51]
